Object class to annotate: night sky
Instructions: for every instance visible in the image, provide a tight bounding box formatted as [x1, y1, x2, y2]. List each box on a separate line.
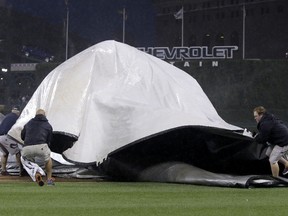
[6, 0, 156, 47]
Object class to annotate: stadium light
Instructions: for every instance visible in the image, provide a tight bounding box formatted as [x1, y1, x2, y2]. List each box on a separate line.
[1, 68, 8, 73]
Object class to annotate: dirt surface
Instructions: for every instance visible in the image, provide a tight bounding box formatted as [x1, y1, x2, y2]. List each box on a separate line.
[0, 174, 101, 183]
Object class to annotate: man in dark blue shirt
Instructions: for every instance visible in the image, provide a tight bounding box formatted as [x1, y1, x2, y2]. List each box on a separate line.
[0, 106, 22, 176]
[21, 109, 54, 186]
[253, 106, 288, 177]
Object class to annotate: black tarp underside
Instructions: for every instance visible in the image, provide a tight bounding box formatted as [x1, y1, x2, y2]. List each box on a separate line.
[98, 126, 288, 187]
[9, 125, 287, 188]
[137, 162, 288, 188]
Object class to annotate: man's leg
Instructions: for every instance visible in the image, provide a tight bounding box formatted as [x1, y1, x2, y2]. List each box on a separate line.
[40, 144, 54, 185]
[279, 157, 288, 175]
[276, 145, 288, 175]
[279, 157, 288, 166]
[15, 152, 24, 176]
[269, 145, 284, 177]
[45, 158, 55, 186]
[270, 162, 280, 177]
[0, 139, 10, 175]
[45, 158, 53, 179]
[1, 154, 9, 174]
[1, 136, 22, 175]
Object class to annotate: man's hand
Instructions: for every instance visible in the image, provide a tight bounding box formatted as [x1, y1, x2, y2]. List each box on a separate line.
[242, 128, 253, 138]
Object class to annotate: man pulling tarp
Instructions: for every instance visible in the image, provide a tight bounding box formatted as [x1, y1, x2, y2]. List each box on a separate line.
[21, 109, 55, 186]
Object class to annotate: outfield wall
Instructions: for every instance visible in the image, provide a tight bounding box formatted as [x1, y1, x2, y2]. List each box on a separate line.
[175, 60, 288, 130]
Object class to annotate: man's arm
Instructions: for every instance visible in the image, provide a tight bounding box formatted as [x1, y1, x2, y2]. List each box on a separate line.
[254, 122, 272, 144]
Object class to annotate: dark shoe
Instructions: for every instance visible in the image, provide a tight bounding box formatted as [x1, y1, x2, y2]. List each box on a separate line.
[47, 178, 55, 186]
[1, 171, 10, 176]
[35, 172, 44, 186]
[283, 168, 288, 175]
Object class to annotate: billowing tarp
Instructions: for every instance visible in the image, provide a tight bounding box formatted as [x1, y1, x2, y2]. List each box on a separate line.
[7, 40, 286, 187]
[9, 40, 241, 164]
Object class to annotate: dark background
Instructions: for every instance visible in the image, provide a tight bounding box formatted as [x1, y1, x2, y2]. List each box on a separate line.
[0, 0, 287, 131]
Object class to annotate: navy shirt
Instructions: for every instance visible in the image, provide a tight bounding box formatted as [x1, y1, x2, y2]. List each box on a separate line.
[21, 114, 53, 146]
[0, 112, 19, 135]
[255, 113, 288, 147]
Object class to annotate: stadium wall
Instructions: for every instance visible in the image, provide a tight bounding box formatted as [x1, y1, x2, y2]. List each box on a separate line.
[174, 60, 288, 130]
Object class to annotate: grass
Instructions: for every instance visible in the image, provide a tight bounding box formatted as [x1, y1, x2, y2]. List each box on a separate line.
[0, 181, 287, 216]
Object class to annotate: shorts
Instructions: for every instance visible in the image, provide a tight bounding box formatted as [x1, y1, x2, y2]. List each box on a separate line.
[21, 143, 51, 162]
[0, 135, 21, 155]
[266, 145, 288, 164]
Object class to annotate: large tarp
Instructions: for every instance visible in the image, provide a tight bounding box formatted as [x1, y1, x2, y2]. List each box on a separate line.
[7, 40, 288, 187]
[9, 40, 241, 163]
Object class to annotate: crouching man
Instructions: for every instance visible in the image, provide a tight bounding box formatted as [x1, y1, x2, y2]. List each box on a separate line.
[0, 106, 23, 176]
[21, 109, 55, 186]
